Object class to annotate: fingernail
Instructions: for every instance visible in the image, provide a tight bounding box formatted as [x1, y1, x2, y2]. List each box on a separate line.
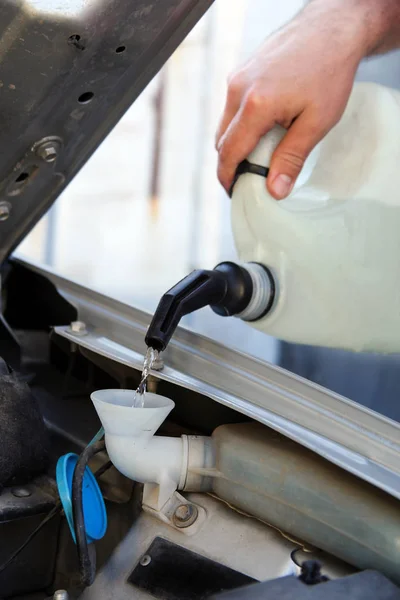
[271, 174, 293, 199]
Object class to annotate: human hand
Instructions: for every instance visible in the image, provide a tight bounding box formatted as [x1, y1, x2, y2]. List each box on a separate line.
[216, 0, 375, 199]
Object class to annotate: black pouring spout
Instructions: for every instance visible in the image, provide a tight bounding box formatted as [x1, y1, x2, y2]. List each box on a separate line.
[145, 261, 275, 352]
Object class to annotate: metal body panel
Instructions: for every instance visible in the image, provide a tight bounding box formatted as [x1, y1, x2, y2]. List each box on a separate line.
[0, 0, 213, 264]
[18, 258, 400, 501]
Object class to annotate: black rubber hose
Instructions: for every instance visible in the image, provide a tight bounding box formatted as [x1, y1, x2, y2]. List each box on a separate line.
[71, 439, 105, 588]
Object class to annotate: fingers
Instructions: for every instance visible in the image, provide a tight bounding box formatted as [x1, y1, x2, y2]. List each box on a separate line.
[267, 111, 328, 199]
[217, 90, 275, 192]
[214, 0, 360, 201]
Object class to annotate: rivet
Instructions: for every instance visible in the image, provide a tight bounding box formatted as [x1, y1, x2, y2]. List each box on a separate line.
[0, 202, 11, 221]
[140, 554, 151, 567]
[11, 487, 32, 498]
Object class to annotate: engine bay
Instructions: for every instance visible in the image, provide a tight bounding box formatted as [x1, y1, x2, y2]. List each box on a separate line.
[0, 260, 399, 600]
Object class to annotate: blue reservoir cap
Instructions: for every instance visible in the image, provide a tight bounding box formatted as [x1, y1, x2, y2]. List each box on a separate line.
[56, 453, 107, 544]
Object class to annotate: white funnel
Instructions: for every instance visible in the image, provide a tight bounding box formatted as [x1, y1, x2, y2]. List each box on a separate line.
[91, 389, 185, 508]
[91, 389, 174, 439]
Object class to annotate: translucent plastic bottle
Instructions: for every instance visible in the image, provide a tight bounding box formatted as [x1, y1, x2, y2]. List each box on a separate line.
[210, 423, 400, 583]
[231, 82, 400, 353]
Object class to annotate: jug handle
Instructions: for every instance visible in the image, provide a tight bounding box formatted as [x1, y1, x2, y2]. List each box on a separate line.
[231, 125, 318, 205]
[229, 126, 287, 199]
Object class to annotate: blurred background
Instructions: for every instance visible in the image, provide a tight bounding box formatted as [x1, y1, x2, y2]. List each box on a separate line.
[18, 0, 306, 363]
[16, 0, 400, 421]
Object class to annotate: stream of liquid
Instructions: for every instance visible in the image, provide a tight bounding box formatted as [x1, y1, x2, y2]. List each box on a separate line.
[132, 347, 159, 408]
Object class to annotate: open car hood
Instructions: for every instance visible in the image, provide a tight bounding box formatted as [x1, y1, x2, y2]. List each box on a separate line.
[0, 0, 213, 265]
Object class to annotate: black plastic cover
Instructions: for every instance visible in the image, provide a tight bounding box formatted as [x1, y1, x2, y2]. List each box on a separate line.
[128, 536, 255, 600]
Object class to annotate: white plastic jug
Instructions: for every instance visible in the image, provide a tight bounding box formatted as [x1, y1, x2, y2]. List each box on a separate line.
[231, 82, 400, 353]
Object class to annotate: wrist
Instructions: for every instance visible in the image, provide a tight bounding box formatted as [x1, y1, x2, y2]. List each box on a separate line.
[303, 0, 400, 59]
[360, 0, 400, 55]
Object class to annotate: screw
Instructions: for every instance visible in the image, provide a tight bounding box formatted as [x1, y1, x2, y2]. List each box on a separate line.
[173, 503, 198, 528]
[53, 591, 69, 600]
[37, 142, 58, 163]
[11, 487, 32, 498]
[0, 202, 11, 221]
[70, 321, 88, 336]
[140, 554, 151, 567]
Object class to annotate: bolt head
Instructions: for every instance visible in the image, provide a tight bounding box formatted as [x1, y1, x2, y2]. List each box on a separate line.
[0, 202, 11, 221]
[175, 504, 191, 521]
[37, 142, 59, 163]
[173, 503, 198, 528]
[42, 146, 57, 162]
[70, 320, 87, 335]
[53, 590, 69, 600]
[11, 487, 32, 498]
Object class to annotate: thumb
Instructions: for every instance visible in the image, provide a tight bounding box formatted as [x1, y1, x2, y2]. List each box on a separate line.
[267, 112, 325, 200]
